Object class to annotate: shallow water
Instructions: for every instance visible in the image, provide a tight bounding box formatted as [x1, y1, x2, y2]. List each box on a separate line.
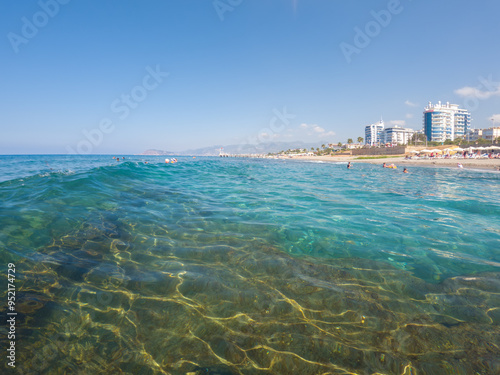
[0, 155, 499, 374]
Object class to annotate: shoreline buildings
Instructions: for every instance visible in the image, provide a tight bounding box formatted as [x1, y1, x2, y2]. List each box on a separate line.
[365, 120, 415, 146]
[423, 101, 471, 142]
[382, 125, 415, 145]
[468, 126, 500, 141]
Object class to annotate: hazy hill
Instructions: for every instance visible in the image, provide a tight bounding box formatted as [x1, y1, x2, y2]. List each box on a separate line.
[142, 142, 322, 156]
[141, 149, 177, 156]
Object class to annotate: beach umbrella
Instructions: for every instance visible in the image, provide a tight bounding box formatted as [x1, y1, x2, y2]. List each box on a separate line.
[454, 147, 464, 151]
[410, 150, 420, 153]
[420, 149, 432, 153]
[490, 146, 500, 154]
[430, 149, 442, 153]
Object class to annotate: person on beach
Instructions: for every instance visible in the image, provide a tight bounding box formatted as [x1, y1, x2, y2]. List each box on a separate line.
[457, 163, 463, 168]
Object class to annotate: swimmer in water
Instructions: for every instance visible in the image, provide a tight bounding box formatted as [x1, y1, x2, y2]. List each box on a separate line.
[403, 168, 408, 173]
[347, 162, 351, 169]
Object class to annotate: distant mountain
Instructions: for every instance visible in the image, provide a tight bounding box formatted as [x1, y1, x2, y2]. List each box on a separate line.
[176, 141, 322, 156]
[177, 145, 225, 156]
[141, 149, 176, 155]
[142, 142, 325, 157]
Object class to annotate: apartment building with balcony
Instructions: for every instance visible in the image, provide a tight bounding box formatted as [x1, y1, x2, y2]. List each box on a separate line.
[423, 101, 471, 142]
[381, 125, 416, 145]
[365, 120, 384, 146]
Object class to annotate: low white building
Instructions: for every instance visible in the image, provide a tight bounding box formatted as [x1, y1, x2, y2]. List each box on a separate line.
[483, 126, 500, 141]
[345, 143, 363, 149]
[467, 128, 483, 141]
[381, 126, 416, 145]
[467, 127, 500, 141]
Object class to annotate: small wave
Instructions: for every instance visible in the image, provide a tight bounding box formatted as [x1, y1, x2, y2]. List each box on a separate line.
[36, 169, 75, 178]
[302, 160, 325, 164]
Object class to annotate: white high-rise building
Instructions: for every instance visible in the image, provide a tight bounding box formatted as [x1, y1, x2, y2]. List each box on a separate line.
[423, 101, 471, 142]
[365, 120, 384, 146]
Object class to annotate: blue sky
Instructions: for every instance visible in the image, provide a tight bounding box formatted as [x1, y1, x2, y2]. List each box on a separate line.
[1, 0, 500, 154]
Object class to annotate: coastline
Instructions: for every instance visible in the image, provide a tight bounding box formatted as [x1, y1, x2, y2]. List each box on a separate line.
[284, 155, 500, 171]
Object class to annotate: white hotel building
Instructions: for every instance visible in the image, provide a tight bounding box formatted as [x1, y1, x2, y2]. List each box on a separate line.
[365, 120, 384, 146]
[381, 125, 415, 145]
[365, 121, 415, 146]
[423, 101, 471, 142]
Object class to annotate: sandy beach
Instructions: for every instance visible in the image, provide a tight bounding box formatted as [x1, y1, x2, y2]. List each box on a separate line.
[286, 155, 500, 171]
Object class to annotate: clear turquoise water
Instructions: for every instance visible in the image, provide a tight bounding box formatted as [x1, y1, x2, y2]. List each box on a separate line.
[0, 155, 499, 374]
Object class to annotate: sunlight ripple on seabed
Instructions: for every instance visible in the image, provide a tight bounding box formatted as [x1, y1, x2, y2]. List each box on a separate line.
[9, 234, 500, 375]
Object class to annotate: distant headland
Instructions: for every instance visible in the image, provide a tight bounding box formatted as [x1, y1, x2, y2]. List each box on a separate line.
[140, 149, 176, 156]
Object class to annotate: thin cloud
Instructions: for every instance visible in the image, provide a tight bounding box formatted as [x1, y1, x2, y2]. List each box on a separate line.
[455, 84, 500, 99]
[313, 125, 325, 133]
[389, 120, 406, 126]
[405, 100, 418, 107]
[405, 113, 414, 119]
[490, 114, 500, 123]
[294, 123, 335, 139]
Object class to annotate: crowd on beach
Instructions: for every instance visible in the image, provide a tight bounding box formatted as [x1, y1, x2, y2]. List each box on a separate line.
[406, 149, 500, 160]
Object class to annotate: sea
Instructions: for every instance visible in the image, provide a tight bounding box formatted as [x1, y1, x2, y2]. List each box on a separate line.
[0, 154, 499, 375]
